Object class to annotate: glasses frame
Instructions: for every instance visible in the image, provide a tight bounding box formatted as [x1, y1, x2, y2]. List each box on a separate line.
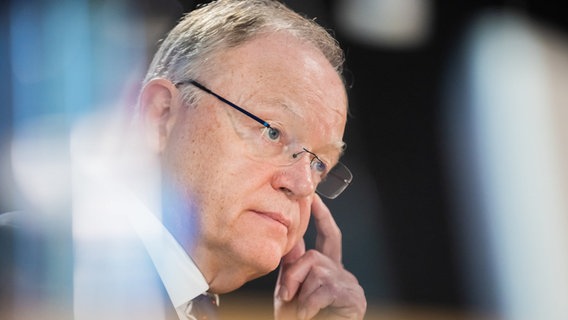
[174, 79, 352, 199]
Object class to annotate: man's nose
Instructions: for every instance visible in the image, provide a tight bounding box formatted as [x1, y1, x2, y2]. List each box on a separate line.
[272, 155, 316, 199]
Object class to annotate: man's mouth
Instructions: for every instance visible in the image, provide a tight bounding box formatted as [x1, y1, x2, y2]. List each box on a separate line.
[254, 210, 290, 230]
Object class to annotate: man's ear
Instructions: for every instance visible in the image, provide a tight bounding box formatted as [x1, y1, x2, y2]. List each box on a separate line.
[138, 78, 180, 153]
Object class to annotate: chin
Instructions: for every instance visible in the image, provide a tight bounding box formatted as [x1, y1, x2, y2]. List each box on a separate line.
[253, 250, 282, 275]
[238, 243, 284, 279]
[209, 250, 282, 294]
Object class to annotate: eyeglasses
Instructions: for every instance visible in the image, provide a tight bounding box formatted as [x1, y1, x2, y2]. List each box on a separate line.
[174, 79, 352, 199]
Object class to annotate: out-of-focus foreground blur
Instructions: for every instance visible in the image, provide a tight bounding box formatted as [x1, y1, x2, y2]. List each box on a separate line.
[1, 1, 567, 319]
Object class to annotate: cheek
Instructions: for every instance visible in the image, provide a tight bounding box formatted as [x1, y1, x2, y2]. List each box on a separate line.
[162, 112, 255, 211]
[161, 113, 226, 206]
[162, 125, 236, 245]
[165, 105, 227, 170]
[299, 202, 312, 233]
[288, 199, 312, 250]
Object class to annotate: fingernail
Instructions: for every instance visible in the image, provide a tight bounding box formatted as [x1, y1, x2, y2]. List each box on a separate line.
[278, 285, 289, 301]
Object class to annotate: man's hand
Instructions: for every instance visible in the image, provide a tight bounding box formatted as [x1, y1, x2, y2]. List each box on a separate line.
[274, 195, 367, 319]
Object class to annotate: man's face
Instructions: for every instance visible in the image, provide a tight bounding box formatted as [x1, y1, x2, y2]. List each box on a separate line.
[159, 32, 347, 292]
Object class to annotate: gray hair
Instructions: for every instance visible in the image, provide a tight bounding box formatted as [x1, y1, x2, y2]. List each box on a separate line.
[142, 0, 345, 103]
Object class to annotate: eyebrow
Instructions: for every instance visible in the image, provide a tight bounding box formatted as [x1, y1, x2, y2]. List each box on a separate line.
[266, 99, 302, 119]
[268, 101, 346, 160]
[185, 79, 347, 164]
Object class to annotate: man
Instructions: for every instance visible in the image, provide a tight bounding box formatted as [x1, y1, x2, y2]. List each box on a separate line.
[138, 0, 366, 318]
[1, 0, 366, 319]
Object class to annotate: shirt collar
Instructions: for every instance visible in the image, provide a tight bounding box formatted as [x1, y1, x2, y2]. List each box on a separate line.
[126, 198, 209, 309]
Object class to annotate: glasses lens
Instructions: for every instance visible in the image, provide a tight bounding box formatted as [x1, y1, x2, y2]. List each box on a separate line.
[316, 162, 352, 199]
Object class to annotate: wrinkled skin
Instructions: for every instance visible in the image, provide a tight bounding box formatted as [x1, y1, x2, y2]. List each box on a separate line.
[140, 31, 366, 319]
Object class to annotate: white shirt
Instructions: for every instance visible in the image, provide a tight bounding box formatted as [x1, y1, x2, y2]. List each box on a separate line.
[125, 194, 209, 319]
[68, 111, 211, 319]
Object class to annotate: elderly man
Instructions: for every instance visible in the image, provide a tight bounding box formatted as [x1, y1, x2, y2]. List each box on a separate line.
[1, 0, 366, 319]
[137, 0, 366, 318]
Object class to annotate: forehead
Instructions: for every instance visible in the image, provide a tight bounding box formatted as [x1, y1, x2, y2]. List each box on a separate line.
[207, 32, 348, 153]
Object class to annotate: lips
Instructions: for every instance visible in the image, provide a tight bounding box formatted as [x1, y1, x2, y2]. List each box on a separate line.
[254, 210, 291, 230]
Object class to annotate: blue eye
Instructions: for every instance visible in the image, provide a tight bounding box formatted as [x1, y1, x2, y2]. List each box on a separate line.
[311, 158, 327, 174]
[265, 127, 280, 141]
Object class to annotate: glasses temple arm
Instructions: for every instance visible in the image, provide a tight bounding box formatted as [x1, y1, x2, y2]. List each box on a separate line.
[179, 80, 270, 128]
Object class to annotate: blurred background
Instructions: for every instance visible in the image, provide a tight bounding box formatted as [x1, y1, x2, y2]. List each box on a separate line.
[1, 0, 567, 319]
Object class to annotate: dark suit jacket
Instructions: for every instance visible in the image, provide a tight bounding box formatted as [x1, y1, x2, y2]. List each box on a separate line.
[0, 210, 179, 320]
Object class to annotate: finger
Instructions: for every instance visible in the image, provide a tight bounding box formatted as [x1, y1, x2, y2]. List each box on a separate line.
[298, 270, 364, 320]
[297, 284, 335, 320]
[276, 238, 306, 301]
[312, 194, 342, 263]
[276, 248, 333, 303]
[295, 253, 333, 303]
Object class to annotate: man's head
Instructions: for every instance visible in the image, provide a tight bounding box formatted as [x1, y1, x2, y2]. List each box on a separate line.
[138, 0, 348, 293]
[143, 0, 345, 89]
